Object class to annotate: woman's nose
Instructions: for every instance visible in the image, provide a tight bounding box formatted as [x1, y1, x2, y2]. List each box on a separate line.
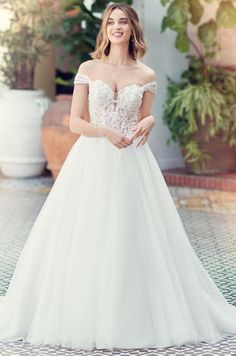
[113, 22, 121, 29]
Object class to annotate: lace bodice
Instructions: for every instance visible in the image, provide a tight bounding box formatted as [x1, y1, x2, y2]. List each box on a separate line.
[74, 73, 157, 138]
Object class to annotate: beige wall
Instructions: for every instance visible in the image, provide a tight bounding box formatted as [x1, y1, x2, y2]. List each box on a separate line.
[34, 45, 55, 100]
[188, 1, 236, 68]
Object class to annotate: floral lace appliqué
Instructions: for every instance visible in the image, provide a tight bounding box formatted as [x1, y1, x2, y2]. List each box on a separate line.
[73, 73, 157, 138]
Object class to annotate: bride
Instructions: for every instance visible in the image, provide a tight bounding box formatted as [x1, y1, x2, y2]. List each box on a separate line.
[0, 2, 236, 352]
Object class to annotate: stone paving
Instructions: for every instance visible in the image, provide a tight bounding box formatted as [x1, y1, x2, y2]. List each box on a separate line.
[0, 172, 236, 355]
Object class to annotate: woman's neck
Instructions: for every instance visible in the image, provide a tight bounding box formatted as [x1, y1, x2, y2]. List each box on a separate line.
[102, 44, 136, 66]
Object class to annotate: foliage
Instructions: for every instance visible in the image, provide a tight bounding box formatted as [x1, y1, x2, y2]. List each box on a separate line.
[161, 0, 236, 171]
[163, 57, 236, 170]
[0, 0, 62, 89]
[161, 0, 236, 59]
[55, 0, 133, 87]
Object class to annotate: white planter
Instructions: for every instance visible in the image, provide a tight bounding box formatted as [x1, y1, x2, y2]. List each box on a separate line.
[0, 89, 52, 178]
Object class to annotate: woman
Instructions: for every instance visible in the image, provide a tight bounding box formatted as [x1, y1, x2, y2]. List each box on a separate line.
[0, 2, 236, 352]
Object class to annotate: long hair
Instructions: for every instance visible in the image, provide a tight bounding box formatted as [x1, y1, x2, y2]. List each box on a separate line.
[90, 3, 147, 60]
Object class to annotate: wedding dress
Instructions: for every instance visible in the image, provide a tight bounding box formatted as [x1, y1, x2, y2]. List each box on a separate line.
[0, 71, 236, 351]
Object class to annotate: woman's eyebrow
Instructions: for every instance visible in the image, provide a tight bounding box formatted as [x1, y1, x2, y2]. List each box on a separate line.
[108, 17, 128, 20]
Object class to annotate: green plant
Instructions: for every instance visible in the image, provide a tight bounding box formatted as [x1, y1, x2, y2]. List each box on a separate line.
[0, 0, 62, 89]
[163, 58, 236, 171]
[161, 0, 236, 57]
[160, 0, 236, 171]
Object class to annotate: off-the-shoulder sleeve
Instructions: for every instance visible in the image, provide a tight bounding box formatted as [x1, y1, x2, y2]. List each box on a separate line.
[142, 81, 157, 94]
[73, 73, 91, 85]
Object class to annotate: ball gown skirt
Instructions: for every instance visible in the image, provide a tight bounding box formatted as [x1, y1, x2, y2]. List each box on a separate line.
[0, 136, 236, 351]
[0, 72, 236, 351]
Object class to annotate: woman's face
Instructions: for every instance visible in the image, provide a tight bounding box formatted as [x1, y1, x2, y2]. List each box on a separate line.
[106, 8, 132, 45]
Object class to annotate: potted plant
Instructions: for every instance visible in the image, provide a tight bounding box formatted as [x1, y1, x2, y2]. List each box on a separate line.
[0, 0, 61, 178]
[161, 0, 236, 174]
[41, 0, 132, 179]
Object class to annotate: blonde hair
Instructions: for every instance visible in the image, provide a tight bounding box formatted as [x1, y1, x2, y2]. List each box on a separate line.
[90, 3, 147, 60]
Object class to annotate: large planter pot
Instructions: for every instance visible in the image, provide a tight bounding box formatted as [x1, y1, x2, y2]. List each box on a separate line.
[0, 89, 52, 178]
[41, 95, 79, 179]
[183, 123, 236, 175]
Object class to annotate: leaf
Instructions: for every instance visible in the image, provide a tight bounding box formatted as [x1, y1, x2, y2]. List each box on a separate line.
[216, 1, 236, 28]
[187, 0, 203, 25]
[167, 0, 189, 32]
[205, 50, 218, 60]
[91, 2, 105, 12]
[160, 0, 171, 5]
[198, 20, 217, 48]
[176, 30, 189, 52]
[161, 16, 169, 32]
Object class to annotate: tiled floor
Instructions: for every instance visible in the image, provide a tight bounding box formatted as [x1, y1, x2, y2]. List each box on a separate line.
[0, 173, 236, 355]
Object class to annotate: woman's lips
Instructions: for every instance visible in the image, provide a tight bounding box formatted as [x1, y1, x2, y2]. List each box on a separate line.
[112, 32, 123, 37]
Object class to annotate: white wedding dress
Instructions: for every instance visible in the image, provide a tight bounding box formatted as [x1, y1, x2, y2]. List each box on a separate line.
[0, 71, 236, 351]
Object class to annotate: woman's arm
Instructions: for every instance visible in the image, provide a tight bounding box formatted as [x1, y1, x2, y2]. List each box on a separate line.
[139, 90, 156, 123]
[130, 72, 157, 146]
[69, 71, 106, 137]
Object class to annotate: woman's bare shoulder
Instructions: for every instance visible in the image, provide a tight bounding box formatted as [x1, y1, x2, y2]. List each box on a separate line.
[77, 59, 99, 75]
[136, 61, 157, 82]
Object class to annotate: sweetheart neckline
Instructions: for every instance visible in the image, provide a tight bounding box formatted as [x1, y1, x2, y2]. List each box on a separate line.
[76, 73, 157, 97]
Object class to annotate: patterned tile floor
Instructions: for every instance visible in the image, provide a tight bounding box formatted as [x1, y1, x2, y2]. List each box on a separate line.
[0, 173, 236, 356]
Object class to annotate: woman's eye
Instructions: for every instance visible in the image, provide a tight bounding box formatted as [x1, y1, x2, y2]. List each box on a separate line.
[107, 20, 128, 26]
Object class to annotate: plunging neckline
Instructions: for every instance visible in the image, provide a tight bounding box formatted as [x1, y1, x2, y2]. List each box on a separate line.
[77, 73, 157, 98]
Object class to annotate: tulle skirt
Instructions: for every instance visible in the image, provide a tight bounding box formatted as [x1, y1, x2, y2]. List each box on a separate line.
[0, 135, 236, 351]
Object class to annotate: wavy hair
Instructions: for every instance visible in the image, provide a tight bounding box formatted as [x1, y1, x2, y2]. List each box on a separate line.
[90, 3, 147, 60]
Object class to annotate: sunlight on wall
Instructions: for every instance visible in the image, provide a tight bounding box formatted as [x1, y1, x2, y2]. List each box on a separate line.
[0, 9, 11, 31]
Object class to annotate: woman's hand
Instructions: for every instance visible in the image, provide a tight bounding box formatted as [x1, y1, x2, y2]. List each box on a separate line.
[104, 127, 133, 149]
[130, 115, 155, 147]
